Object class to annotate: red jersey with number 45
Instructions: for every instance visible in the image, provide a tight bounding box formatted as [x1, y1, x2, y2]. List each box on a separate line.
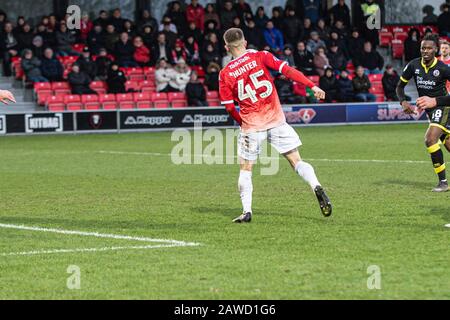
[219, 50, 288, 133]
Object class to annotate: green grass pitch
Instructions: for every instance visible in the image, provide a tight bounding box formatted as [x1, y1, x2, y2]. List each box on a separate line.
[1, 123, 450, 299]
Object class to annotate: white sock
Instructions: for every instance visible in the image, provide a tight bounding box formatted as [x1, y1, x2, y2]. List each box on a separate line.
[238, 170, 253, 213]
[295, 161, 321, 190]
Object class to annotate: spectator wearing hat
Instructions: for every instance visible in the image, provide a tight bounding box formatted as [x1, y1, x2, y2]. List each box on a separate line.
[106, 62, 127, 94]
[76, 47, 97, 80]
[186, 71, 208, 107]
[114, 32, 138, 67]
[264, 20, 284, 53]
[155, 58, 179, 92]
[293, 41, 316, 75]
[31, 35, 45, 60]
[319, 67, 339, 103]
[186, 0, 205, 31]
[40, 48, 64, 82]
[87, 24, 106, 55]
[21, 49, 48, 83]
[172, 39, 188, 65]
[205, 62, 220, 91]
[279, 45, 295, 67]
[327, 41, 347, 72]
[307, 31, 326, 56]
[68, 64, 96, 95]
[140, 24, 155, 49]
[328, 30, 349, 59]
[337, 70, 354, 102]
[352, 65, 375, 102]
[95, 48, 113, 80]
[133, 36, 151, 67]
[313, 46, 330, 77]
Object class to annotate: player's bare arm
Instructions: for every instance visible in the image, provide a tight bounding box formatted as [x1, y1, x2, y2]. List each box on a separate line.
[0, 90, 16, 105]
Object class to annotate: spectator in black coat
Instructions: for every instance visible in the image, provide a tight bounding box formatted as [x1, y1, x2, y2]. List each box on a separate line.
[438, 4, 450, 36]
[106, 62, 127, 94]
[104, 24, 119, 53]
[185, 22, 203, 46]
[319, 67, 339, 103]
[201, 43, 221, 70]
[347, 28, 365, 61]
[94, 10, 109, 29]
[327, 41, 347, 72]
[137, 10, 159, 35]
[31, 35, 46, 60]
[40, 48, 64, 82]
[76, 47, 98, 80]
[221, 0, 238, 30]
[186, 71, 208, 106]
[404, 28, 421, 62]
[95, 48, 113, 80]
[329, 0, 351, 28]
[166, 1, 187, 36]
[274, 74, 304, 104]
[353, 41, 384, 74]
[382, 65, 402, 101]
[109, 8, 125, 33]
[293, 41, 316, 75]
[283, 7, 303, 47]
[151, 33, 174, 65]
[0, 22, 20, 77]
[337, 70, 354, 102]
[87, 24, 105, 55]
[205, 62, 220, 91]
[68, 64, 96, 94]
[21, 49, 48, 83]
[140, 24, 155, 50]
[352, 65, 375, 102]
[244, 19, 265, 49]
[114, 32, 137, 67]
[55, 23, 78, 56]
[16, 23, 34, 51]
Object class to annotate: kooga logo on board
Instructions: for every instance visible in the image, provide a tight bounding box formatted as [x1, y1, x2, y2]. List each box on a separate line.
[25, 114, 63, 133]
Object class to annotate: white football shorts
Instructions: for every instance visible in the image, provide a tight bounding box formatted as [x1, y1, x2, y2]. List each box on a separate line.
[238, 123, 302, 161]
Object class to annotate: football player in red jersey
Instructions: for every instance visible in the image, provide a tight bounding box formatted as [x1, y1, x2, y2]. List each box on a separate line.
[0, 90, 15, 104]
[219, 28, 331, 223]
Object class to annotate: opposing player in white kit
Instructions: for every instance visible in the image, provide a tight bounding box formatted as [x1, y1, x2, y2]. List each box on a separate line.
[219, 28, 332, 223]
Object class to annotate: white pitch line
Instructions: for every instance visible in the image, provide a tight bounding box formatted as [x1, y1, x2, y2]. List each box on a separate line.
[97, 150, 432, 164]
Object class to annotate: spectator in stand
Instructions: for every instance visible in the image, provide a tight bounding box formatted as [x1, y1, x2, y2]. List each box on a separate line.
[274, 74, 305, 104]
[221, 1, 238, 30]
[271, 7, 284, 31]
[114, 32, 137, 67]
[0, 22, 20, 76]
[327, 41, 347, 72]
[303, 0, 322, 24]
[21, 49, 48, 83]
[106, 62, 127, 94]
[201, 43, 221, 70]
[80, 12, 93, 43]
[155, 58, 178, 92]
[185, 35, 201, 66]
[186, 71, 208, 107]
[264, 20, 284, 54]
[94, 10, 109, 29]
[294, 41, 316, 75]
[0, 10, 6, 32]
[352, 65, 375, 102]
[382, 65, 401, 101]
[17, 23, 34, 51]
[31, 35, 45, 60]
[438, 4, 450, 37]
[302, 18, 314, 41]
[328, 30, 348, 58]
[186, 0, 205, 31]
[329, 0, 351, 28]
[279, 45, 295, 67]
[231, 16, 244, 30]
[319, 67, 339, 103]
[203, 32, 221, 54]
[347, 28, 365, 61]
[87, 24, 105, 55]
[133, 36, 151, 67]
[422, 5, 438, 25]
[404, 28, 421, 62]
[40, 48, 63, 82]
[204, 20, 220, 41]
[110, 8, 125, 33]
[166, 1, 187, 36]
[205, 62, 220, 91]
[313, 46, 330, 77]
[244, 19, 265, 50]
[55, 22, 78, 56]
[141, 24, 155, 50]
[14, 16, 26, 35]
[76, 47, 97, 80]
[137, 10, 158, 35]
[95, 48, 113, 81]
[172, 39, 188, 65]
[185, 21, 203, 46]
[68, 66, 96, 96]
[235, 0, 253, 21]
[353, 41, 384, 74]
[48, 14, 58, 32]
[151, 33, 174, 66]
[307, 31, 326, 56]
[254, 7, 269, 31]
[337, 70, 354, 102]
[316, 18, 331, 42]
[159, 16, 178, 48]
[36, 24, 53, 48]
[283, 7, 303, 47]
[204, 3, 221, 30]
[159, 15, 178, 34]
[333, 19, 349, 40]
[104, 24, 120, 54]
[123, 20, 137, 39]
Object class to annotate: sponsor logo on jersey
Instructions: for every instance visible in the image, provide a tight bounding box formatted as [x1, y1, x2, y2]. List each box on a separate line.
[124, 116, 173, 126]
[228, 55, 250, 69]
[0, 115, 5, 134]
[415, 69, 420, 74]
[182, 114, 229, 124]
[416, 76, 436, 89]
[25, 114, 63, 133]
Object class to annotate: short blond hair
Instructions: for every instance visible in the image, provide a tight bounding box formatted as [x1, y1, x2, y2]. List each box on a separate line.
[223, 28, 245, 47]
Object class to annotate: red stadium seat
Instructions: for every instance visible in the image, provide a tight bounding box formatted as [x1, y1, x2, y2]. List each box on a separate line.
[392, 39, 404, 59]
[52, 81, 71, 95]
[99, 94, 117, 109]
[116, 93, 135, 109]
[369, 86, 384, 94]
[141, 87, 156, 94]
[125, 80, 139, 91]
[368, 74, 383, 83]
[375, 94, 385, 102]
[134, 93, 152, 109]
[34, 82, 52, 92]
[46, 95, 65, 111]
[37, 92, 53, 106]
[152, 92, 169, 108]
[90, 81, 107, 94]
[206, 91, 219, 99]
[207, 99, 221, 107]
[64, 95, 82, 110]
[72, 43, 85, 53]
[171, 100, 188, 108]
[81, 94, 101, 110]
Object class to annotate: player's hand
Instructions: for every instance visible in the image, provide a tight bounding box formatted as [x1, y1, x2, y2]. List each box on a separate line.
[401, 100, 416, 114]
[416, 96, 437, 110]
[311, 86, 326, 100]
[0, 90, 16, 105]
